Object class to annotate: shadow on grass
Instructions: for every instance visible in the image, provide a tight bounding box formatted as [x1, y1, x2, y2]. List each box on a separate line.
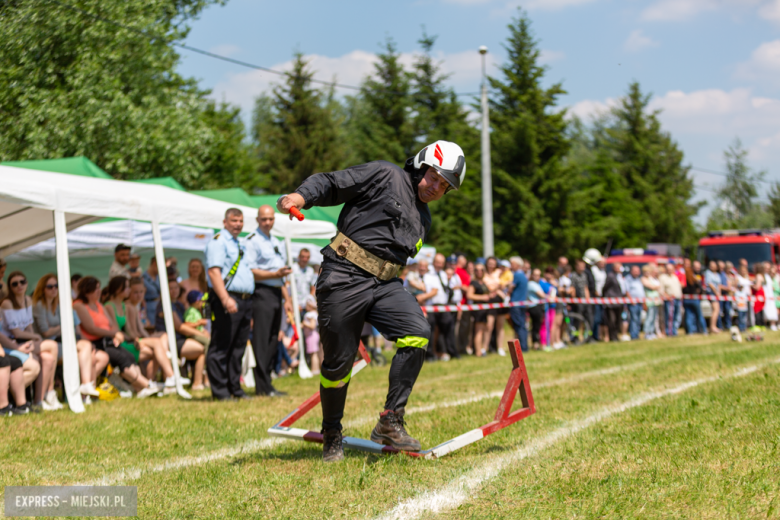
[483, 444, 511, 454]
[230, 445, 322, 464]
[185, 396, 221, 402]
[229, 443, 419, 465]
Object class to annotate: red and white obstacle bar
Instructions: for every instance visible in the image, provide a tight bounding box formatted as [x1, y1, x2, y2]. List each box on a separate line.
[267, 339, 536, 459]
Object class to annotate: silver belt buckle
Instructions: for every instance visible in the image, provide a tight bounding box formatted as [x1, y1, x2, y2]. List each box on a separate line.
[336, 237, 351, 257]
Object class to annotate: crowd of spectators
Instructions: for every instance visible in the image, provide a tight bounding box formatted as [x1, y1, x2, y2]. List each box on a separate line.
[396, 251, 780, 359]
[3, 236, 779, 415]
[0, 244, 214, 415]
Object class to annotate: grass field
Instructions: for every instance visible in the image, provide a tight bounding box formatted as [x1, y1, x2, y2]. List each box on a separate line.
[2, 332, 780, 519]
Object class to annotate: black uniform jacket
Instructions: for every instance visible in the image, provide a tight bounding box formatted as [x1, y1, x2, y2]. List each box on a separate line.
[295, 161, 432, 266]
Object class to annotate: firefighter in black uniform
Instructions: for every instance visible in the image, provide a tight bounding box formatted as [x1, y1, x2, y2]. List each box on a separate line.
[278, 140, 467, 462]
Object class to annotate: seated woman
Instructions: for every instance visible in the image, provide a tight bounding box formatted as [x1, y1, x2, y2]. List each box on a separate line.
[32, 274, 104, 404]
[180, 258, 208, 296]
[73, 276, 160, 399]
[1, 271, 59, 411]
[155, 277, 206, 390]
[105, 276, 186, 390]
[0, 335, 31, 415]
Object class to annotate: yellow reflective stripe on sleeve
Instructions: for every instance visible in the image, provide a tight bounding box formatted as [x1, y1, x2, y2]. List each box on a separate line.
[396, 336, 429, 349]
[415, 238, 423, 254]
[320, 372, 351, 389]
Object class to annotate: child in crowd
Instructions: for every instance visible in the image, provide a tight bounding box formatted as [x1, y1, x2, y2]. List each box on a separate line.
[127, 254, 143, 277]
[183, 291, 210, 349]
[302, 295, 321, 375]
[275, 313, 299, 377]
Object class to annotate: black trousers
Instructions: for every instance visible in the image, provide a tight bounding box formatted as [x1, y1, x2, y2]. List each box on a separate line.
[317, 259, 431, 431]
[527, 305, 544, 345]
[456, 311, 472, 354]
[207, 292, 252, 399]
[252, 284, 283, 395]
[605, 306, 622, 342]
[427, 312, 459, 359]
[571, 303, 590, 330]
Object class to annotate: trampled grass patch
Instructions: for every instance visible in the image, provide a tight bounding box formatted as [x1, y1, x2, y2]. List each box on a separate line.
[1, 333, 778, 519]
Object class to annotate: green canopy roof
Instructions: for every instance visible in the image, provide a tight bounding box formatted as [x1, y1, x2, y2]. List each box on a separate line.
[250, 195, 342, 226]
[0, 157, 336, 245]
[192, 188, 256, 208]
[132, 177, 186, 191]
[0, 158, 189, 193]
[1, 156, 112, 179]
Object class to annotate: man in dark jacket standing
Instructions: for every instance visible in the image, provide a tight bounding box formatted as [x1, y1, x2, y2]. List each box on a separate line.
[602, 262, 625, 342]
[278, 141, 467, 462]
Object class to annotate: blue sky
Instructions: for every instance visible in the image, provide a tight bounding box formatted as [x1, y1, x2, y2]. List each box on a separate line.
[177, 0, 780, 223]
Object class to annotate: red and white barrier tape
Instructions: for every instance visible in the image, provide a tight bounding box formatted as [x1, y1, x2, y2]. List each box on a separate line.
[423, 294, 765, 313]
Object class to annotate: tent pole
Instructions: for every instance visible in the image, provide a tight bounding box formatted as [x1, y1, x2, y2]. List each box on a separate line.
[151, 220, 191, 399]
[284, 236, 312, 379]
[53, 210, 84, 413]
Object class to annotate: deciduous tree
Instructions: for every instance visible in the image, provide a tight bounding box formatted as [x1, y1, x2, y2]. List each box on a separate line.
[0, 0, 257, 188]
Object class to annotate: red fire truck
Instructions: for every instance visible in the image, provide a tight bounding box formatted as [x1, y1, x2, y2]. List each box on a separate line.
[606, 244, 682, 274]
[698, 229, 780, 271]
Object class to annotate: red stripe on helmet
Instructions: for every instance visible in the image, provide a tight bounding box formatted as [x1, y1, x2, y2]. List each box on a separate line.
[434, 143, 444, 165]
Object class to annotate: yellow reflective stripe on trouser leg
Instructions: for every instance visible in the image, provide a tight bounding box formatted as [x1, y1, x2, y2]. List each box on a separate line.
[395, 336, 429, 349]
[320, 372, 351, 389]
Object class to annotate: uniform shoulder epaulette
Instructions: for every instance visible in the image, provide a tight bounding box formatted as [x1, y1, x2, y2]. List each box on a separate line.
[246, 233, 256, 240]
[213, 233, 220, 240]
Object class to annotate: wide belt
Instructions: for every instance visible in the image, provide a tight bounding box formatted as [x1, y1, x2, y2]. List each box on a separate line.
[329, 232, 402, 281]
[227, 291, 252, 300]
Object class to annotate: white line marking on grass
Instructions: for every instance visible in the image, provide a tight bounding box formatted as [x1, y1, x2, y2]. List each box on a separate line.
[80, 438, 285, 486]
[350, 336, 755, 400]
[402, 355, 682, 418]
[400, 342, 765, 418]
[374, 359, 777, 520]
[78, 343, 766, 487]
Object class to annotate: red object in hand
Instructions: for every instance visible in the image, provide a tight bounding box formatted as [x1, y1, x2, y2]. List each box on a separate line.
[290, 207, 305, 221]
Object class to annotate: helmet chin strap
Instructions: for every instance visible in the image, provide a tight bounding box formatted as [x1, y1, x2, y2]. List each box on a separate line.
[404, 157, 426, 188]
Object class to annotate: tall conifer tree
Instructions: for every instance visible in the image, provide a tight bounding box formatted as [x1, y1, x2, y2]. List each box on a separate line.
[410, 31, 482, 256]
[605, 83, 699, 246]
[345, 39, 415, 165]
[488, 10, 572, 261]
[254, 53, 347, 193]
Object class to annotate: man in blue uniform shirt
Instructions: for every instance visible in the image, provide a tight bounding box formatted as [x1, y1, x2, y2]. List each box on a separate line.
[244, 205, 293, 397]
[509, 256, 529, 352]
[205, 208, 256, 401]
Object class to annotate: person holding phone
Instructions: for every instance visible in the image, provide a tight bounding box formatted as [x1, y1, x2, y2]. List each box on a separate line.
[244, 205, 294, 397]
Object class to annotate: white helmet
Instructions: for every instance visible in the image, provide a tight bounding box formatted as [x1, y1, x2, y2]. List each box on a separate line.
[583, 248, 604, 266]
[412, 140, 466, 192]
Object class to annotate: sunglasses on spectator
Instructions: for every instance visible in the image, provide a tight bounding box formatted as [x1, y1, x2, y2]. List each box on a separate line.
[45, 284, 58, 290]
[11, 279, 27, 288]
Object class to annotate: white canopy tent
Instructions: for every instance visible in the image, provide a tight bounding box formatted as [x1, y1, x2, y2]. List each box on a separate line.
[8, 219, 326, 265]
[0, 165, 335, 411]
